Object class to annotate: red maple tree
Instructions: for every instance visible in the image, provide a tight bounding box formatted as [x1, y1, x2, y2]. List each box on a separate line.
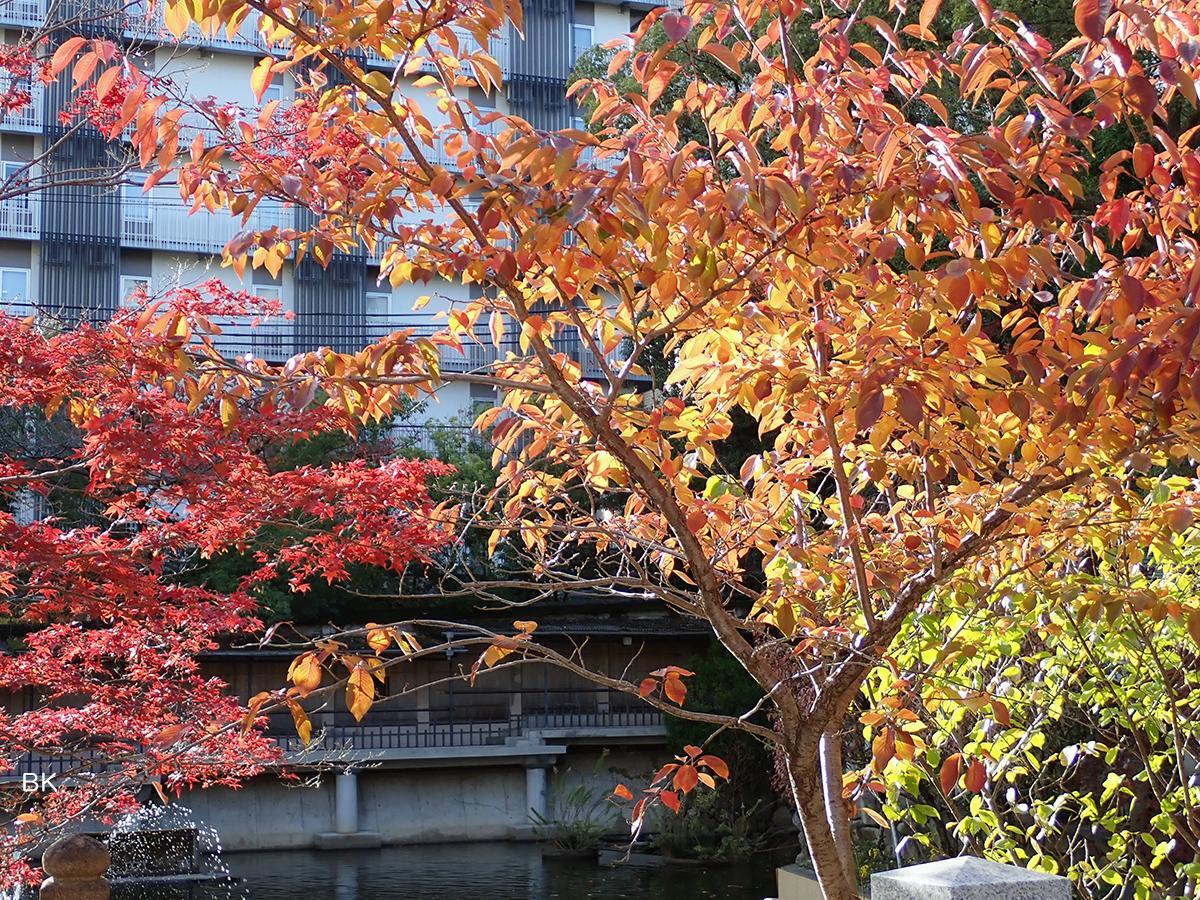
[0, 285, 452, 885]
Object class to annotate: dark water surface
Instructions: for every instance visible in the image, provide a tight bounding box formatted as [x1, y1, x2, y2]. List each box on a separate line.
[223, 843, 776, 899]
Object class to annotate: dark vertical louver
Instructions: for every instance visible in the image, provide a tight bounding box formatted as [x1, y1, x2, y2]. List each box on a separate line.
[288, 58, 369, 354]
[294, 254, 366, 353]
[507, 0, 573, 131]
[38, 0, 125, 321]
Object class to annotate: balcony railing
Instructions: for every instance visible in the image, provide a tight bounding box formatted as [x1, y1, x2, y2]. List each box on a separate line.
[0, 689, 665, 777]
[120, 110, 222, 148]
[365, 27, 511, 76]
[121, 198, 289, 254]
[123, 0, 266, 51]
[393, 423, 492, 457]
[0, 0, 43, 28]
[273, 688, 664, 756]
[0, 82, 43, 133]
[0, 194, 39, 240]
[206, 318, 631, 381]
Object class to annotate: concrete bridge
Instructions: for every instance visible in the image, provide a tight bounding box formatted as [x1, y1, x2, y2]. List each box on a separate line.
[4, 697, 669, 852]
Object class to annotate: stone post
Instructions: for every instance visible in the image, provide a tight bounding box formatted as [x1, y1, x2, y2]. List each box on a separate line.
[871, 858, 1071, 900]
[39, 834, 111, 900]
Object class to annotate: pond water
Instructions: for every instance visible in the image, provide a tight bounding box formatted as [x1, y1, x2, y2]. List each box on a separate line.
[116, 843, 777, 900]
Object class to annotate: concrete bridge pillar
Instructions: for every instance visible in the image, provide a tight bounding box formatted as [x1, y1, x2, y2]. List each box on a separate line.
[335, 770, 358, 834]
[315, 769, 382, 850]
[525, 764, 548, 820]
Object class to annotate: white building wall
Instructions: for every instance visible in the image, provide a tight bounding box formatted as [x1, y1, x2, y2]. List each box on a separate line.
[0, 3, 644, 426]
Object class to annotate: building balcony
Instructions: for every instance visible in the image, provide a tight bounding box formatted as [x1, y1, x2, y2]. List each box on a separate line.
[0, 0, 42, 28]
[207, 317, 634, 381]
[121, 198, 289, 254]
[123, 0, 266, 52]
[0, 194, 39, 240]
[120, 110, 221, 148]
[0, 82, 43, 133]
[271, 688, 664, 760]
[364, 28, 511, 77]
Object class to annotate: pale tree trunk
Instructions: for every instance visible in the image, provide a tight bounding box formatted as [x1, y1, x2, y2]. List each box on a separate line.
[820, 725, 858, 888]
[788, 743, 860, 900]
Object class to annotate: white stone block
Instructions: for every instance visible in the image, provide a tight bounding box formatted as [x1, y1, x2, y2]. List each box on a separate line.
[872, 857, 1070, 900]
[776, 864, 826, 900]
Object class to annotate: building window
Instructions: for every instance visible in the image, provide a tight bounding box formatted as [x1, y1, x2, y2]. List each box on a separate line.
[0, 267, 30, 307]
[469, 383, 497, 417]
[262, 76, 284, 106]
[365, 291, 390, 317]
[572, 24, 593, 61]
[120, 276, 150, 307]
[2, 161, 29, 207]
[251, 284, 281, 304]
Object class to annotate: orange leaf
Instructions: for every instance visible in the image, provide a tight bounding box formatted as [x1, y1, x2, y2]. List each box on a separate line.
[251, 56, 274, 103]
[862, 806, 890, 828]
[700, 44, 740, 74]
[663, 675, 687, 705]
[659, 790, 681, 813]
[965, 758, 986, 792]
[1074, 0, 1104, 42]
[856, 387, 885, 431]
[71, 51, 99, 87]
[673, 765, 699, 793]
[991, 700, 1011, 727]
[95, 66, 121, 101]
[612, 783, 633, 800]
[638, 677, 657, 698]
[288, 701, 312, 746]
[151, 724, 186, 745]
[50, 37, 87, 76]
[918, 0, 942, 32]
[698, 755, 729, 780]
[939, 753, 962, 795]
[365, 624, 391, 655]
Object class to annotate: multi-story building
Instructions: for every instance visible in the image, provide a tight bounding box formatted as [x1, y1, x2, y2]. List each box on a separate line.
[0, 0, 652, 424]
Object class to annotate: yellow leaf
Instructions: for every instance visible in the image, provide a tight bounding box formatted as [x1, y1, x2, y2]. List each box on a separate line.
[289, 701, 312, 746]
[250, 56, 274, 103]
[347, 665, 375, 721]
[862, 806, 890, 828]
[287, 652, 322, 694]
[163, 1, 190, 39]
[366, 623, 391, 654]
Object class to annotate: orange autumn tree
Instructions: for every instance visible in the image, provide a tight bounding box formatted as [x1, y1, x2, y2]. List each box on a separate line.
[46, 0, 1200, 894]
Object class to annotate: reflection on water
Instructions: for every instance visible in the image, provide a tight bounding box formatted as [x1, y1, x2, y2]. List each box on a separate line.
[216, 843, 775, 900]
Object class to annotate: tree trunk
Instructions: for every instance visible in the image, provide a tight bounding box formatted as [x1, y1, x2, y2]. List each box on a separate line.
[820, 725, 857, 887]
[788, 748, 860, 900]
